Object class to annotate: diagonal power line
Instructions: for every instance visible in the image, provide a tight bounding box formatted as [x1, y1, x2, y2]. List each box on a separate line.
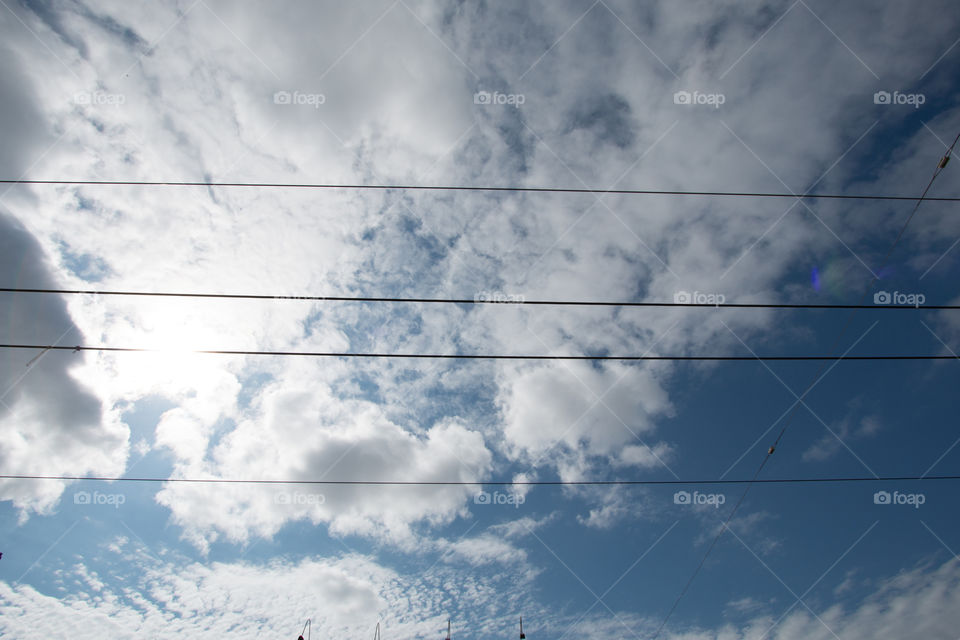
[651, 133, 959, 639]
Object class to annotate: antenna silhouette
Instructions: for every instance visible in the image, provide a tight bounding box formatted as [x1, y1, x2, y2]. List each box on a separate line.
[520, 616, 525, 639]
[444, 618, 451, 640]
[373, 621, 381, 640]
[297, 618, 311, 640]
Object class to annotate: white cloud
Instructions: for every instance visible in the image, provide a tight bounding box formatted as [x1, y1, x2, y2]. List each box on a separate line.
[615, 442, 675, 469]
[803, 415, 882, 463]
[0, 213, 128, 516]
[155, 361, 493, 549]
[153, 407, 209, 465]
[437, 533, 527, 566]
[497, 361, 674, 477]
[0, 554, 392, 638]
[578, 495, 631, 530]
[4, 553, 959, 640]
[725, 595, 768, 615]
[488, 512, 558, 539]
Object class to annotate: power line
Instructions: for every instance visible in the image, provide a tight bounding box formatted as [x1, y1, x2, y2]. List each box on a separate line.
[1, 473, 957, 486]
[0, 344, 954, 361]
[2, 178, 959, 201]
[651, 135, 959, 638]
[1, 287, 955, 310]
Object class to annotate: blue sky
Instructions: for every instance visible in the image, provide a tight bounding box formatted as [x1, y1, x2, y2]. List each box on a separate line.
[1, 0, 960, 638]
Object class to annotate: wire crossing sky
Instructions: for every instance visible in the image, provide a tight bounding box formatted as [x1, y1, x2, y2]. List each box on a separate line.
[2, 343, 956, 360]
[3, 473, 958, 486]
[3, 286, 959, 308]
[3, 177, 960, 200]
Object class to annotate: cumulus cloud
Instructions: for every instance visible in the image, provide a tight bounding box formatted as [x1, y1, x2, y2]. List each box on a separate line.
[497, 361, 674, 478]
[155, 361, 492, 549]
[0, 212, 127, 515]
[0, 15, 128, 515]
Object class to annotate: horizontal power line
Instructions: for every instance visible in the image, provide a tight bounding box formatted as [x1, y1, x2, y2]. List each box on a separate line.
[0, 287, 954, 310]
[0, 343, 954, 361]
[1, 474, 957, 486]
[2, 178, 959, 201]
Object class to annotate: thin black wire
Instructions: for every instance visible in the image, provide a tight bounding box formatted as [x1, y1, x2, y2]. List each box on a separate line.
[651, 134, 960, 639]
[0, 287, 955, 310]
[2, 178, 959, 201]
[0, 344, 954, 361]
[2, 473, 956, 486]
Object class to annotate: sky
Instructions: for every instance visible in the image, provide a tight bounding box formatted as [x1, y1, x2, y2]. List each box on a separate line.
[1, 0, 960, 638]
